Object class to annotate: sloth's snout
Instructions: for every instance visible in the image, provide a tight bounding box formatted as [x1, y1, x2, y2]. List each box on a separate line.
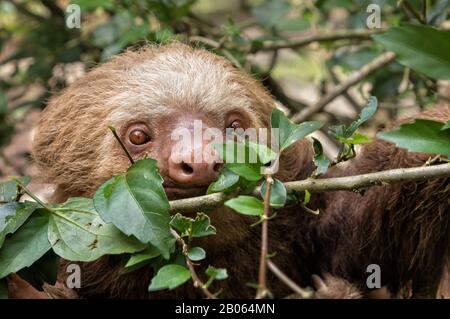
[168, 157, 222, 186]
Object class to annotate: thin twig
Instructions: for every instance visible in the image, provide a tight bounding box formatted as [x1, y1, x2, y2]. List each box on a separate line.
[267, 260, 313, 298]
[189, 36, 243, 69]
[328, 66, 361, 111]
[266, 49, 279, 74]
[421, 0, 427, 23]
[401, 0, 426, 24]
[290, 52, 396, 123]
[260, 74, 308, 112]
[256, 176, 273, 299]
[13, 178, 50, 210]
[108, 126, 134, 164]
[169, 163, 450, 214]
[423, 155, 442, 166]
[257, 29, 383, 52]
[187, 12, 216, 28]
[170, 229, 216, 299]
[169, 192, 227, 214]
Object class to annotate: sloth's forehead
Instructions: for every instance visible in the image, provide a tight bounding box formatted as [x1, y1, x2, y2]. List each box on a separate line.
[105, 53, 252, 122]
[106, 86, 252, 127]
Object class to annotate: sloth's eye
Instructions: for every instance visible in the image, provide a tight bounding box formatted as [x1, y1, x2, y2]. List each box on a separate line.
[227, 120, 242, 130]
[129, 129, 151, 145]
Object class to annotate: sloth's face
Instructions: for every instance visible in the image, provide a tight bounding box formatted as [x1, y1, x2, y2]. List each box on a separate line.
[100, 47, 269, 200]
[33, 44, 301, 246]
[117, 111, 256, 200]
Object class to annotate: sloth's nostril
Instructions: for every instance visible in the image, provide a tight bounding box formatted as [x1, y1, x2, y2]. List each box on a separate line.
[181, 162, 194, 175]
[213, 162, 223, 173]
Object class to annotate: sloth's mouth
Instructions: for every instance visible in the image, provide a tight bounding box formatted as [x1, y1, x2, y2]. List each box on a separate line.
[163, 185, 209, 200]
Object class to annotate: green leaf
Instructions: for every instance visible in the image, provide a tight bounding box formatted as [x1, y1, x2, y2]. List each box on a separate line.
[328, 124, 346, 140]
[330, 96, 378, 140]
[441, 120, 450, 131]
[0, 279, 7, 299]
[312, 138, 330, 176]
[187, 247, 206, 261]
[207, 169, 240, 194]
[271, 108, 323, 151]
[170, 215, 191, 238]
[190, 214, 216, 238]
[94, 159, 174, 258]
[225, 196, 264, 216]
[206, 266, 228, 280]
[260, 179, 286, 208]
[226, 163, 262, 181]
[0, 201, 37, 247]
[214, 141, 276, 182]
[303, 190, 311, 205]
[125, 245, 161, 270]
[0, 176, 30, 203]
[170, 213, 216, 238]
[0, 210, 51, 279]
[344, 133, 372, 145]
[148, 264, 191, 291]
[246, 141, 277, 164]
[314, 154, 330, 175]
[215, 140, 275, 165]
[346, 96, 378, 137]
[373, 24, 450, 80]
[150, 251, 186, 274]
[377, 119, 450, 156]
[49, 197, 145, 262]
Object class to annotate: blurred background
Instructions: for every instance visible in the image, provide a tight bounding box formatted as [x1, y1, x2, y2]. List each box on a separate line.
[0, 0, 449, 195]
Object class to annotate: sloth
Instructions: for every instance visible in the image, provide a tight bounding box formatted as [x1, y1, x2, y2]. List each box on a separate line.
[9, 43, 449, 298]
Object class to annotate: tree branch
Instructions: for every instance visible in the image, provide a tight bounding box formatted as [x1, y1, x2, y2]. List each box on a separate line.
[108, 126, 134, 164]
[267, 260, 313, 298]
[290, 52, 396, 123]
[40, 0, 65, 19]
[170, 229, 216, 299]
[328, 66, 361, 112]
[261, 74, 308, 112]
[282, 162, 450, 193]
[188, 36, 243, 69]
[169, 163, 450, 213]
[400, 0, 426, 24]
[421, 0, 427, 23]
[257, 29, 383, 52]
[256, 176, 273, 299]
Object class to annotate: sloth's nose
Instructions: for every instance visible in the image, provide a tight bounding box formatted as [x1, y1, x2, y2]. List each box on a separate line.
[168, 158, 222, 186]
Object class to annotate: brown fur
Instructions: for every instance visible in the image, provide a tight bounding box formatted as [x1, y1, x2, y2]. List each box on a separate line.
[30, 43, 449, 299]
[312, 105, 450, 298]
